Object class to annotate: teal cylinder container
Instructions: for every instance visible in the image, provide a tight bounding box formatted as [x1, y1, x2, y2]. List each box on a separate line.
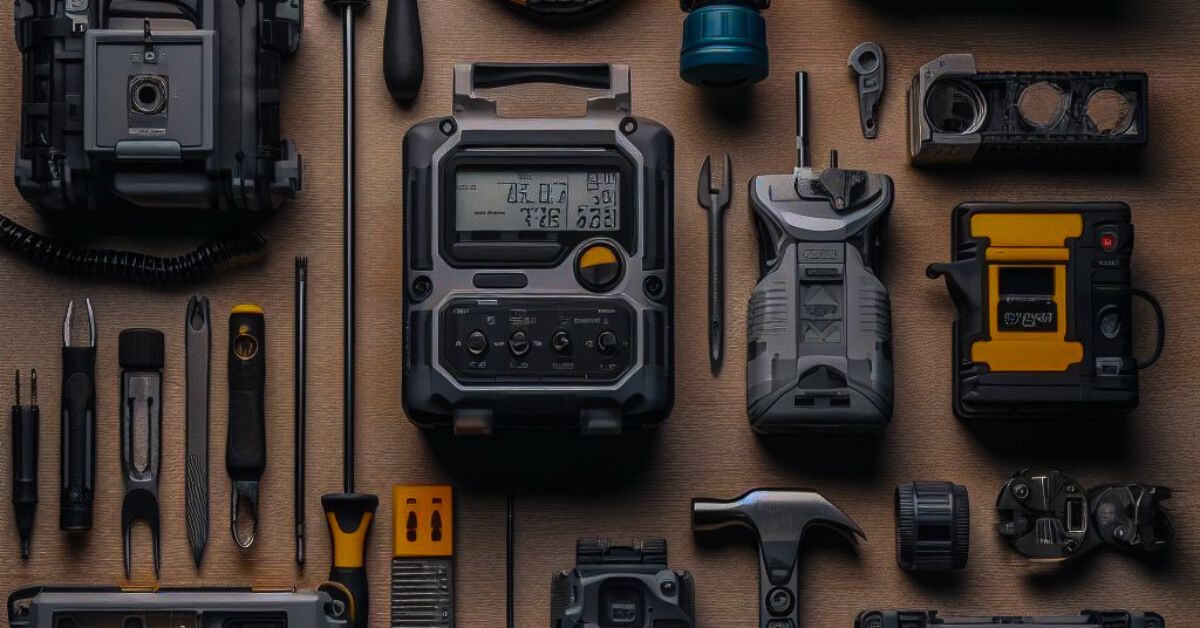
[680, 0, 770, 88]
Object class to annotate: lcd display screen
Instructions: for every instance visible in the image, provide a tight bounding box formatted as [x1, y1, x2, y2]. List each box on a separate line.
[455, 168, 620, 232]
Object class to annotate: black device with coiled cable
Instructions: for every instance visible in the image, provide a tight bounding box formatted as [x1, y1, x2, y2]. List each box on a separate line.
[7, 0, 302, 284]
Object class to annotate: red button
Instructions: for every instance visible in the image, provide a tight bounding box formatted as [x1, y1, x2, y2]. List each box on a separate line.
[1100, 232, 1117, 252]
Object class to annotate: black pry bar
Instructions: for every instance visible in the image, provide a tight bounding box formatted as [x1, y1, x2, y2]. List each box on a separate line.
[12, 370, 39, 559]
[295, 257, 309, 566]
[185, 296, 211, 568]
[60, 298, 96, 533]
[849, 42, 885, 139]
[698, 154, 732, 375]
[119, 329, 165, 579]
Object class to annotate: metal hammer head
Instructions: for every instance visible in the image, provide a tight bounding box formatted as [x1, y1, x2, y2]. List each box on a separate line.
[693, 489, 864, 628]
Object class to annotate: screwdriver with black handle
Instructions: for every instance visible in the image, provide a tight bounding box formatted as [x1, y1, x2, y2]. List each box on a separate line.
[324, 0, 377, 625]
[12, 370, 39, 558]
[384, 0, 424, 103]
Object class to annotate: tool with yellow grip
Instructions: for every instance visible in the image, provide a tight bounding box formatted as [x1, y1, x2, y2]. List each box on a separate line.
[322, 0, 378, 624]
[927, 202, 1164, 420]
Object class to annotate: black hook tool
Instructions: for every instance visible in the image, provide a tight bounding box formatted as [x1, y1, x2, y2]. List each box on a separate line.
[61, 299, 96, 533]
[185, 296, 211, 567]
[119, 329, 165, 578]
[849, 42, 885, 139]
[228, 306, 267, 549]
[699, 154, 732, 375]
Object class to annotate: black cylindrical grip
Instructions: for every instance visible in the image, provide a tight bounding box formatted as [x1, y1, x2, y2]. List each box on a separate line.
[227, 309, 266, 481]
[384, 0, 424, 103]
[896, 481, 969, 572]
[61, 346, 96, 532]
[13, 404, 39, 504]
[119, 329, 165, 370]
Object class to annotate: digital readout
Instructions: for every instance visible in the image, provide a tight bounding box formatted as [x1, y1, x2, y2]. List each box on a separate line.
[455, 169, 620, 232]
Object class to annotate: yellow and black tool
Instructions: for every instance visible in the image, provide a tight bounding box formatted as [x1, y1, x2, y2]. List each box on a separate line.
[392, 485, 454, 627]
[927, 202, 1164, 420]
[323, 0, 377, 623]
[227, 305, 267, 549]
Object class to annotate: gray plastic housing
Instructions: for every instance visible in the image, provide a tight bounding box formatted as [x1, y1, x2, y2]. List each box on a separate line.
[14, 0, 302, 224]
[402, 64, 674, 435]
[7, 587, 349, 628]
[746, 167, 894, 433]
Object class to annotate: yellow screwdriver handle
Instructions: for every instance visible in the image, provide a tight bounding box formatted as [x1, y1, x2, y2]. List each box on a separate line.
[322, 493, 378, 628]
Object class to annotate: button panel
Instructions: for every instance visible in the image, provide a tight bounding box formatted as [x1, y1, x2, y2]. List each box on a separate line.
[442, 298, 635, 383]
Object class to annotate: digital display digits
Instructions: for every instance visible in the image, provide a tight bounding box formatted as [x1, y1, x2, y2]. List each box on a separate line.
[455, 168, 620, 232]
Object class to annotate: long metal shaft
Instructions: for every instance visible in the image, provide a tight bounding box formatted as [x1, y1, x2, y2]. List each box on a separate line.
[295, 258, 308, 565]
[341, 4, 356, 495]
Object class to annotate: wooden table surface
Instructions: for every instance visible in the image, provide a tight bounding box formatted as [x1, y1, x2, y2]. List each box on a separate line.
[1, 1, 1198, 626]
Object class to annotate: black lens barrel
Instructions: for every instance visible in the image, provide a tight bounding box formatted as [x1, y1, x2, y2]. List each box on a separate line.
[896, 481, 970, 572]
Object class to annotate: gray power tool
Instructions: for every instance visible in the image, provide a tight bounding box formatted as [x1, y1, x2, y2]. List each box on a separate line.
[8, 587, 349, 628]
[746, 71, 894, 434]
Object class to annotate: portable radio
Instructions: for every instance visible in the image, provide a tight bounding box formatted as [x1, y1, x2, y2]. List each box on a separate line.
[927, 203, 1164, 419]
[402, 63, 674, 435]
[746, 72, 895, 433]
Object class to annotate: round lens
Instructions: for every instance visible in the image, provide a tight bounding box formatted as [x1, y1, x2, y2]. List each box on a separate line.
[924, 79, 988, 135]
[1087, 88, 1136, 136]
[1017, 81, 1070, 130]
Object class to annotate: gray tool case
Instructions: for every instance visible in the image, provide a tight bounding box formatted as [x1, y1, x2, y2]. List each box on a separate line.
[14, 0, 302, 223]
[402, 63, 674, 435]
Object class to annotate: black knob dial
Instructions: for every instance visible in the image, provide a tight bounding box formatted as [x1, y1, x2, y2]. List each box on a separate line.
[551, 330, 572, 354]
[509, 330, 530, 357]
[466, 330, 488, 356]
[596, 330, 619, 356]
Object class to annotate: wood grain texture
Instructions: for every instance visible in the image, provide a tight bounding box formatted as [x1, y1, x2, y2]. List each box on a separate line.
[1, 1, 1198, 626]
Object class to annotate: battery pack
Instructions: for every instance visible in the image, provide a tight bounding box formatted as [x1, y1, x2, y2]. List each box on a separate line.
[392, 485, 454, 628]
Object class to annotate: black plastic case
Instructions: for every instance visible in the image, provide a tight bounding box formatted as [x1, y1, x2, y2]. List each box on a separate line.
[928, 202, 1139, 419]
[402, 64, 674, 435]
[14, 0, 302, 225]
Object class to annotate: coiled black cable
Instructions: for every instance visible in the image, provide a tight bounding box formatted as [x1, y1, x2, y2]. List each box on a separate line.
[0, 213, 267, 285]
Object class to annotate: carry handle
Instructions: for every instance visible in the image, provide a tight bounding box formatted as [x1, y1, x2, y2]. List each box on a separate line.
[472, 63, 614, 91]
[454, 63, 631, 116]
[100, 0, 206, 28]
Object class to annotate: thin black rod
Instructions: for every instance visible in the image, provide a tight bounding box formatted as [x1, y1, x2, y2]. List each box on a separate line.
[341, 4, 356, 495]
[295, 257, 308, 565]
[795, 71, 811, 169]
[507, 488, 515, 628]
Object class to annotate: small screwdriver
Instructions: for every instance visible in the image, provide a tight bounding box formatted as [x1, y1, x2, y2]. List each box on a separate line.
[12, 370, 40, 559]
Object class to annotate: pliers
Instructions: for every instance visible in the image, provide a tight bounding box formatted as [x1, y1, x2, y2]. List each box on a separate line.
[699, 154, 732, 375]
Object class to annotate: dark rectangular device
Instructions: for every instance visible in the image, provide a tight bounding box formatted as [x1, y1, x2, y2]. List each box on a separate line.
[926, 203, 1150, 419]
[402, 63, 674, 435]
[857, 610, 1164, 628]
[908, 54, 1148, 166]
[747, 73, 895, 433]
[15, 0, 302, 221]
[550, 539, 695, 628]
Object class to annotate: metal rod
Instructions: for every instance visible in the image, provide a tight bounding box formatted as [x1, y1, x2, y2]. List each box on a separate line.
[341, 4, 356, 495]
[507, 487, 515, 628]
[795, 71, 811, 169]
[295, 257, 308, 565]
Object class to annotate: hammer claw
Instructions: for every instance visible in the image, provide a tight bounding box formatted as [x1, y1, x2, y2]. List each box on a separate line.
[693, 489, 865, 628]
